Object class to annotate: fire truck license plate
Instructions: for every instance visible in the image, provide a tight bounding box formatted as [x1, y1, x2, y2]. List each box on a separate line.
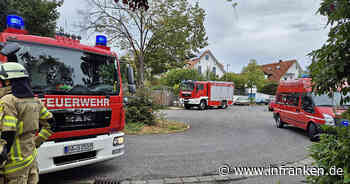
[64, 143, 94, 154]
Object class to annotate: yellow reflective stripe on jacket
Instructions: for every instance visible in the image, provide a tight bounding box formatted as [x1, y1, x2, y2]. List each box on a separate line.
[40, 108, 50, 119]
[4, 149, 37, 174]
[18, 121, 23, 134]
[39, 129, 52, 140]
[3, 115, 18, 128]
[10, 137, 23, 162]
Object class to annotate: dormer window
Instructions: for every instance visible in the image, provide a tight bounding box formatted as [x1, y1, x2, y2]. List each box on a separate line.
[276, 65, 280, 70]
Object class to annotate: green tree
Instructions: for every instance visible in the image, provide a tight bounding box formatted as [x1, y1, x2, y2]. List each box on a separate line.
[203, 70, 219, 81]
[0, 0, 63, 37]
[241, 59, 266, 96]
[82, 0, 208, 87]
[0, 0, 10, 31]
[309, 0, 350, 103]
[145, 1, 207, 76]
[220, 72, 247, 95]
[114, 0, 149, 10]
[307, 1, 350, 183]
[259, 80, 278, 95]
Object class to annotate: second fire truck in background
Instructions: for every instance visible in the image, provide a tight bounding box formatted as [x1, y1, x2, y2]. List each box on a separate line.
[179, 80, 234, 110]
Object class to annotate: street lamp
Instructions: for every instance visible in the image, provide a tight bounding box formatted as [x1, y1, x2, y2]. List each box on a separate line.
[226, 64, 230, 81]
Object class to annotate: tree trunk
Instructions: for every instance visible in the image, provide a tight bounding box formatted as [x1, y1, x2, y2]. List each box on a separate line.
[138, 53, 145, 88]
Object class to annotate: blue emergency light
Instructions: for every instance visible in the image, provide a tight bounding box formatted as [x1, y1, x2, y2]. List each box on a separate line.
[342, 120, 349, 127]
[96, 35, 107, 46]
[301, 74, 311, 78]
[6, 15, 24, 29]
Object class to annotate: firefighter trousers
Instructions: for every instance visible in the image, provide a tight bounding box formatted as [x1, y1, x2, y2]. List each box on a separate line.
[4, 160, 39, 184]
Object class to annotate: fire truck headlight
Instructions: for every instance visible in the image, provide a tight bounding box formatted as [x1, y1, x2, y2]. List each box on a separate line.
[113, 136, 124, 146]
[323, 113, 335, 126]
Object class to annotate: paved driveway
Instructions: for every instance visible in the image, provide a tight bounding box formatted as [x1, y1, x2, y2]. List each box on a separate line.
[40, 106, 311, 184]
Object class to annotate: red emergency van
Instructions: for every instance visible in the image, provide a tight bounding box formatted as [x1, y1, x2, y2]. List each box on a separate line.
[273, 77, 349, 140]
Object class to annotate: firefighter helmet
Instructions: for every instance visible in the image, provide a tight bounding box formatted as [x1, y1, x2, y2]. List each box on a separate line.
[0, 62, 28, 80]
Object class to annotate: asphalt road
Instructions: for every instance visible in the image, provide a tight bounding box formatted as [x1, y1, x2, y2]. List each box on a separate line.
[40, 105, 311, 184]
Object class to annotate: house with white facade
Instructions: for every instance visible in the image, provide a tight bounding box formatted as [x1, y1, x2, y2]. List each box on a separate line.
[261, 59, 303, 82]
[185, 49, 226, 78]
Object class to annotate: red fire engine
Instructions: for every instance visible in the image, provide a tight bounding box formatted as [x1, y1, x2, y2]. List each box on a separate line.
[179, 80, 234, 110]
[0, 15, 136, 173]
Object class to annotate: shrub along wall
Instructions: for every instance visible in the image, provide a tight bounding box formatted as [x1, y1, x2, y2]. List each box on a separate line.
[308, 109, 350, 184]
[125, 88, 156, 126]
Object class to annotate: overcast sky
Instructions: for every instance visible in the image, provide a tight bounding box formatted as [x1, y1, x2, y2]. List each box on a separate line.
[57, 0, 329, 73]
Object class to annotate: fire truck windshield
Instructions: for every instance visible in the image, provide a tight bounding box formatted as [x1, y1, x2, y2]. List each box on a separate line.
[12, 41, 119, 95]
[180, 82, 194, 91]
[312, 92, 350, 107]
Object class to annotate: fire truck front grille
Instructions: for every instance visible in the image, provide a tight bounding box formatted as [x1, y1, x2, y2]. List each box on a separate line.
[53, 151, 97, 166]
[51, 108, 112, 132]
[182, 94, 191, 98]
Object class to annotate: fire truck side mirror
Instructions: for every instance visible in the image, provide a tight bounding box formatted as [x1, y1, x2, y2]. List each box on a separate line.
[127, 64, 136, 94]
[0, 42, 21, 56]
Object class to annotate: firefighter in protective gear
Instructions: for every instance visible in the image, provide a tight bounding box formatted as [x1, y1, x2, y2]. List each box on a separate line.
[0, 77, 12, 184]
[0, 62, 54, 184]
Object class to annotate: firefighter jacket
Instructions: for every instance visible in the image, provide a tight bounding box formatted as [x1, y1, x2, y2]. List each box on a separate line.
[0, 94, 53, 174]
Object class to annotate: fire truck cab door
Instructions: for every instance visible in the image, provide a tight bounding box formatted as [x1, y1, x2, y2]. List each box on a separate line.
[196, 84, 205, 97]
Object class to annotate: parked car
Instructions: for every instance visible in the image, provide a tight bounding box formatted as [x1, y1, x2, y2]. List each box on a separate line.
[256, 98, 269, 105]
[234, 96, 250, 105]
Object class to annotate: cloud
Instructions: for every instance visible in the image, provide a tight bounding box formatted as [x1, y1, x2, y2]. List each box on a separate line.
[58, 0, 330, 72]
[289, 23, 323, 32]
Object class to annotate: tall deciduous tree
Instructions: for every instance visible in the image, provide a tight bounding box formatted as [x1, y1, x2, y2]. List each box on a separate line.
[0, 0, 63, 37]
[309, 0, 350, 103]
[220, 72, 247, 95]
[241, 59, 265, 95]
[114, 0, 149, 10]
[81, 0, 207, 87]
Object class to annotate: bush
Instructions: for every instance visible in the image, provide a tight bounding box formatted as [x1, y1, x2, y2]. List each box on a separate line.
[308, 109, 350, 184]
[125, 88, 157, 126]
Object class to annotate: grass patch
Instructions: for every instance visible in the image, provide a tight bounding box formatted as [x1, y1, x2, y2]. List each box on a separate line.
[124, 122, 145, 134]
[124, 119, 189, 135]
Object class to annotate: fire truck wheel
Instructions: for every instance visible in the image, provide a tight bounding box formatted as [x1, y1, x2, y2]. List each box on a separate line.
[184, 104, 191, 110]
[199, 100, 207, 110]
[220, 101, 228, 109]
[307, 123, 318, 140]
[275, 115, 284, 128]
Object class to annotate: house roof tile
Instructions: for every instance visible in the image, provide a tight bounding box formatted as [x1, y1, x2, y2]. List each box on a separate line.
[261, 60, 297, 82]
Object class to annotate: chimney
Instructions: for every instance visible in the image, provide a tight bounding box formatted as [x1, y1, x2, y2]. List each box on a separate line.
[279, 60, 282, 63]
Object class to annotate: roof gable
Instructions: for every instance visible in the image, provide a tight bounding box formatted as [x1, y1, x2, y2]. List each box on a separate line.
[186, 49, 225, 73]
[261, 60, 297, 82]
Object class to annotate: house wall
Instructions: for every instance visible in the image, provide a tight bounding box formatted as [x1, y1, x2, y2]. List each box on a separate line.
[280, 63, 302, 81]
[193, 53, 224, 78]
